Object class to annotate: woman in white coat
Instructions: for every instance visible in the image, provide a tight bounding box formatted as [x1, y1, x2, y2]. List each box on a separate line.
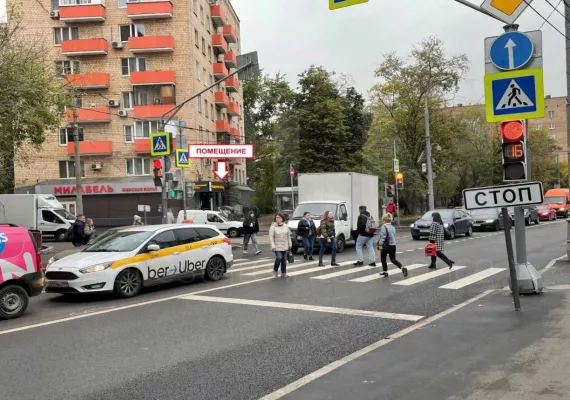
[269, 213, 292, 278]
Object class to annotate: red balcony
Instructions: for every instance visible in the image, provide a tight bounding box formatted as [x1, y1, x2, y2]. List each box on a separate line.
[210, 4, 227, 27]
[216, 120, 231, 134]
[224, 51, 237, 69]
[223, 25, 238, 44]
[59, 4, 106, 22]
[67, 141, 113, 156]
[67, 73, 110, 89]
[66, 107, 111, 124]
[214, 91, 229, 108]
[225, 76, 239, 93]
[212, 34, 227, 54]
[130, 70, 176, 86]
[61, 38, 108, 56]
[230, 127, 240, 138]
[135, 138, 176, 153]
[127, 0, 173, 19]
[227, 102, 240, 117]
[133, 104, 175, 119]
[213, 63, 228, 80]
[129, 35, 174, 53]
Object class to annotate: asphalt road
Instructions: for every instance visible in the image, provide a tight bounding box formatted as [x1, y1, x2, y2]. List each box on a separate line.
[2, 220, 567, 400]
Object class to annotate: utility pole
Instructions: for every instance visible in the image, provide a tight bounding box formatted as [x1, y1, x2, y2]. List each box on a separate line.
[72, 94, 83, 215]
[424, 97, 435, 211]
[566, 1, 570, 190]
[179, 120, 187, 221]
[393, 141, 400, 227]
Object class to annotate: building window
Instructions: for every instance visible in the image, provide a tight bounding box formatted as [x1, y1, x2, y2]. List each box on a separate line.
[59, 160, 85, 179]
[192, 0, 197, 14]
[122, 91, 134, 109]
[210, 74, 214, 90]
[205, 100, 209, 118]
[202, 37, 206, 54]
[134, 120, 160, 138]
[549, 122, 556, 130]
[536, 123, 542, 130]
[211, 104, 214, 121]
[208, 45, 212, 62]
[59, 127, 84, 146]
[118, 0, 126, 8]
[55, 60, 80, 76]
[548, 110, 555, 118]
[124, 125, 134, 143]
[200, 5, 204, 24]
[195, 61, 201, 81]
[198, 97, 202, 113]
[54, 26, 79, 46]
[203, 68, 208, 86]
[194, 29, 199, 47]
[548, 133, 556, 140]
[121, 57, 146, 76]
[126, 158, 151, 176]
[120, 24, 145, 42]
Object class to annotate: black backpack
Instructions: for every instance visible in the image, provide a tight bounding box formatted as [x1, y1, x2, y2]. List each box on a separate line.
[64, 225, 74, 242]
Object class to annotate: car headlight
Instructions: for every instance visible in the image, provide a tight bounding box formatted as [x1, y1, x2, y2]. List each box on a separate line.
[410, 224, 415, 228]
[561, 207, 566, 211]
[47, 257, 56, 267]
[444, 223, 449, 228]
[79, 263, 111, 274]
[485, 219, 494, 223]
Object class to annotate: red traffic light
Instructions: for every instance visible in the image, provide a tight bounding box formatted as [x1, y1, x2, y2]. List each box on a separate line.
[153, 159, 163, 169]
[500, 121, 524, 142]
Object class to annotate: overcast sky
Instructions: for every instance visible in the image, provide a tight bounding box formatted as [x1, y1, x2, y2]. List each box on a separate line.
[232, 0, 567, 105]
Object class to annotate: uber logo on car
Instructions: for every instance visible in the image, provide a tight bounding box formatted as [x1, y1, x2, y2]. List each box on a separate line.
[148, 259, 206, 280]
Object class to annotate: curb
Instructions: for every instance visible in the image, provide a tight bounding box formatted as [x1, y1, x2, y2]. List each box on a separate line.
[41, 245, 54, 254]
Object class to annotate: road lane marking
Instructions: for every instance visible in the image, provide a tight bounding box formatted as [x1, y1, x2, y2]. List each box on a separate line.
[392, 266, 467, 286]
[228, 262, 279, 273]
[310, 265, 380, 280]
[286, 261, 354, 277]
[233, 259, 271, 267]
[258, 289, 495, 400]
[439, 268, 506, 290]
[349, 264, 426, 282]
[179, 295, 424, 322]
[241, 261, 320, 276]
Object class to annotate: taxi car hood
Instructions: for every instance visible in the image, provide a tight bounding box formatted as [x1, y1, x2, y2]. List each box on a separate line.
[48, 251, 131, 270]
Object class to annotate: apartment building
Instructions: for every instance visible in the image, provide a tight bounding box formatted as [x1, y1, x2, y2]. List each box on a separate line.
[14, 0, 250, 224]
[446, 95, 567, 152]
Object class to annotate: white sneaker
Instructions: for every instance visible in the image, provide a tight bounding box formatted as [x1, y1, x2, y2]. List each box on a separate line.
[243, 250, 248, 255]
[273, 271, 278, 278]
[255, 250, 262, 255]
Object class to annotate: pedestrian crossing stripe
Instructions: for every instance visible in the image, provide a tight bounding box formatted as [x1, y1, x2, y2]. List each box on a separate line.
[495, 79, 534, 110]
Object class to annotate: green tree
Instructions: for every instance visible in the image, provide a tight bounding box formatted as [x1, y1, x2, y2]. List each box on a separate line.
[528, 129, 559, 189]
[0, 3, 70, 193]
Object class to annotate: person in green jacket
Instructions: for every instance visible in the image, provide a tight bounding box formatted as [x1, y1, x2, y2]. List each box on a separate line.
[318, 211, 340, 267]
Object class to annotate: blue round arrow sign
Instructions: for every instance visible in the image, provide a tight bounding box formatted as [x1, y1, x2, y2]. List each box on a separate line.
[489, 31, 534, 71]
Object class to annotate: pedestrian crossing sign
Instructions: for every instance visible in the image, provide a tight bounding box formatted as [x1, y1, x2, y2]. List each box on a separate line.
[484, 68, 544, 122]
[150, 132, 171, 156]
[176, 149, 191, 168]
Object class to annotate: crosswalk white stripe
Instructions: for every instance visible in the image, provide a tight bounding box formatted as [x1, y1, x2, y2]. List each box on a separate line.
[233, 259, 270, 267]
[233, 259, 247, 262]
[310, 266, 378, 280]
[393, 266, 467, 286]
[349, 264, 426, 282]
[439, 267, 506, 290]
[286, 261, 354, 277]
[241, 261, 320, 276]
[228, 262, 277, 273]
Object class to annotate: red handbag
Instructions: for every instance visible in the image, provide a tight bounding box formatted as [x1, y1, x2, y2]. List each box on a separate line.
[424, 243, 437, 257]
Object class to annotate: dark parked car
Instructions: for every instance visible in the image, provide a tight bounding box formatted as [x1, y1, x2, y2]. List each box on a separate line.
[505, 206, 539, 226]
[410, 209, 473, 240]
[470, 208, 504, 231]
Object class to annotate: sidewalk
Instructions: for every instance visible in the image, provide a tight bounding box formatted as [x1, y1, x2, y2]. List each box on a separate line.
[277, 260, 570, 400]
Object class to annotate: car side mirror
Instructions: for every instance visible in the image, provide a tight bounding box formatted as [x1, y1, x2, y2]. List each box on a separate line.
[147, 243, 160, 252]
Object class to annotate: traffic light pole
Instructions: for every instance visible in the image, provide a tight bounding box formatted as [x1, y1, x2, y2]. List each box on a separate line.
[424, 97, 435, 211]
[393, 141, 400, 227]
[72, 95, 83, 216]
[566, 1, 570, 191]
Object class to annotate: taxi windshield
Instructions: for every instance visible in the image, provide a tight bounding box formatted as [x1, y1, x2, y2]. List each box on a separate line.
[83, 230, 153, 252]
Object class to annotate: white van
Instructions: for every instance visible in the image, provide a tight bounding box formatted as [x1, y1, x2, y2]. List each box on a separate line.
[176, 210, 244, 238]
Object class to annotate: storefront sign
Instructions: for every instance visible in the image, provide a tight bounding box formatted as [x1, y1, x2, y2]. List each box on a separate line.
[189, 144, 255, 159]
[38, 182, 163, 196]
[192, 181, 225, 193]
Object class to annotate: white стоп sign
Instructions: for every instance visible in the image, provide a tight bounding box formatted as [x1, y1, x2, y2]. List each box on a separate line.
[463, 182, 544, 210]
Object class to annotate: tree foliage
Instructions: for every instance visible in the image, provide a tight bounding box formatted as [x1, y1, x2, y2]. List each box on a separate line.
[0, 3, 70, 193]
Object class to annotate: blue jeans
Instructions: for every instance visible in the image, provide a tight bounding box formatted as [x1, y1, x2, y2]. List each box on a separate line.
[302, 236, 314, 256]
[274, 251, 287, 273]
[355, 235, 375, 264]
[319, 238, 337, 264]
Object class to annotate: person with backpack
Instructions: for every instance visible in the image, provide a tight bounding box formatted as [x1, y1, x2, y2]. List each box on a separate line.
[71, 215, 88, 247]
[354, 205, 377, 267]
[378, 213, 408, 277]
[242, 210, 262, 256]
[428, 212, 455, 270]
[297, 211, 317, 261]
[318, 211, 339, 267]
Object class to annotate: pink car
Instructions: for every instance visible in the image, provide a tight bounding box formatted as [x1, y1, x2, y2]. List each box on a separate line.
[0, 224, 45, 320]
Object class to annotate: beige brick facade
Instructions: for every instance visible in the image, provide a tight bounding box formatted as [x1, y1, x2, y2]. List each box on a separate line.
[15, 0, 246, 188]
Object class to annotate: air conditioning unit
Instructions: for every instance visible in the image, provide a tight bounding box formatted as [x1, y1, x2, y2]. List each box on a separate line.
[91, 163, 103, 170]
[108, 99, 120, 107]
[118, 110, 128, 118]
[112, 41, 123, 49]
[49, 10, 59, 19]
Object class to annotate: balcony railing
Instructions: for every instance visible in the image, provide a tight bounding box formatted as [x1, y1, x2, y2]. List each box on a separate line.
[135, 137, 176, 153]
[213, 62, 228, 80]
[223, 25, 237, 44]
[60, 38, 108, 56]
[229, 127, 240, 138]
[224, 51, 237, 69]
[129, 35, 174, 53]
[216, 120, 231, 134]
[133, 104, 176, 119]
[225, 76, 239, 93]
[210, 4, 226, 28]
[67, 140, 113, 156]
[66, 106, 111, 123]
[227, 102, 240, 116]
[59, 3, 106, 22]
[127, 0, 173, 19]
[67, 73, 110, 89]
[214, 91, 229, 108]
[130, 70, 176, 86]
[212, 34, 227, 54]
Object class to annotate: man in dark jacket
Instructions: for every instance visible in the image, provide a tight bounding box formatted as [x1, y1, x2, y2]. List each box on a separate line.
[242, 211, 262, 255]
[71, 215, 88, 247]
[297, 211, 317, 261]
[354, 206, 376, 266]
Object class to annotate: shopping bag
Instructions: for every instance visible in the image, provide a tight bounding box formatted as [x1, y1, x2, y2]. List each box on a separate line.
[287, 251, 295, 264]
[424, 243, 437, 257]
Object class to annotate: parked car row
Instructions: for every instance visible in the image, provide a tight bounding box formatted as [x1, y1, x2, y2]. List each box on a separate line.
[0, 223, 234, 321]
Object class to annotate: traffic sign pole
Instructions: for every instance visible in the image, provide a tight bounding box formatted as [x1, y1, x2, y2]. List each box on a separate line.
[501, 208, 521, 311]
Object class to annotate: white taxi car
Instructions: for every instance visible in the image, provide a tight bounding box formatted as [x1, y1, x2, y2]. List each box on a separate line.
[45, 224, 233, 298]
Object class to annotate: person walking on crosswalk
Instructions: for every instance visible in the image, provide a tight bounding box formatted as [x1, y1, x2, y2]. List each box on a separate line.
[318, 211, 340, 267]
[378, 213, 408, 278]
[269, 213, 292, 278]
[428, 212, 455, 270]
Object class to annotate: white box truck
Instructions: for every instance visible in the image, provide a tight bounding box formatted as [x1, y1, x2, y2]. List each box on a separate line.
[288, 172, 379, 253]
[0, 194, 76, 241]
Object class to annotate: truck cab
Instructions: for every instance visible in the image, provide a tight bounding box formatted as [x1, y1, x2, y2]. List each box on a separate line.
[544, 188, 570, 218]
[288, 201, 351, 254]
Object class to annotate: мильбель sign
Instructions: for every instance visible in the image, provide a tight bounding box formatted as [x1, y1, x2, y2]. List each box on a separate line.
[463, 182, 544, 210]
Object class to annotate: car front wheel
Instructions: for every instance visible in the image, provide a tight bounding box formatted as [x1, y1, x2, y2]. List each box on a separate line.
[465, 225, 473, 237]
[336, 236, 346, 253]
[205, 256, 225, 281]
[114, 269, 143, 298]
[447, 227, 455, 240]
[0, 285, 29, 320]
[227, 228, 239, 238]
